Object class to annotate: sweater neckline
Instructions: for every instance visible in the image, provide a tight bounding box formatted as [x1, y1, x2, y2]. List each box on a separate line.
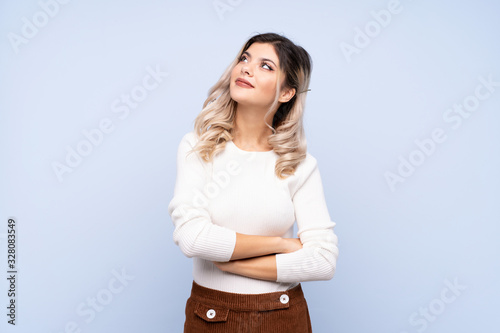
[227, 140, 275, 154]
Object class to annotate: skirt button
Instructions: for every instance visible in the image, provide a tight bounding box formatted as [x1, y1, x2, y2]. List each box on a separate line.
[206, 309, 216, 319]
[280, 294, 289, 304]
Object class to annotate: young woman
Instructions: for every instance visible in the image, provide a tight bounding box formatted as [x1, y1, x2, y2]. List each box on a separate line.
[168, 32, 339, 332]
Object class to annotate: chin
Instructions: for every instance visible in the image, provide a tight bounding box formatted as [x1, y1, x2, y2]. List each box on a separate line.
[231, 96, 251, 106]
[229, 88, 250, 105]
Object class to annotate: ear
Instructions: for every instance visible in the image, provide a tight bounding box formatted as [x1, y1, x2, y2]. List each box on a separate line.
[278, 87, 296, 103]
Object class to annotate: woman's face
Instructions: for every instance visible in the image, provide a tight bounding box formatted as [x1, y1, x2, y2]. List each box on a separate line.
[230, 42, 285, 109]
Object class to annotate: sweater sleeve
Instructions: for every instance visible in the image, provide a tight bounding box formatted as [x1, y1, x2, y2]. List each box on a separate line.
[275, 154, 339, 282]
[167, 132, 237, 262]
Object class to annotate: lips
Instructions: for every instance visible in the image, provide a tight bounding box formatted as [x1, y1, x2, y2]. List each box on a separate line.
[235, 78, 254, 88]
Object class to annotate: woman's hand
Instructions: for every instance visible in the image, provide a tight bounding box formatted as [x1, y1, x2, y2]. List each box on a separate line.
[212, 237, 303, 279]
[212, 255, 278, 281]
[212, 260, 235, 273]
[281, 237, 303, 253]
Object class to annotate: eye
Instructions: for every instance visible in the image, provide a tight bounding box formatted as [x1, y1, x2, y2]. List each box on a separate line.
[262, 62, 273, 71]
[239, 55, 248, 62]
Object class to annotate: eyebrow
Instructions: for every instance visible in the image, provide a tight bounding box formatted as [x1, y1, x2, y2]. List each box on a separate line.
[242, 51, 278, 67]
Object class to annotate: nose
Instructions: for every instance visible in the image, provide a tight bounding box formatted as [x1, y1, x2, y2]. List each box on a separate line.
[241, 63, 252, 76]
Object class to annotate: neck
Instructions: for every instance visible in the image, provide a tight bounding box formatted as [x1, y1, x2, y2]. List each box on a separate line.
[231, 103, 274, 150]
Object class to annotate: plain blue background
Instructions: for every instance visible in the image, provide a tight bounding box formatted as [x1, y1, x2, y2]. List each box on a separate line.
[1, 0, 499, 332]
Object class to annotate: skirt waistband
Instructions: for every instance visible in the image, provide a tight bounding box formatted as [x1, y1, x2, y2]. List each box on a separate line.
[189, 281, 305, 312]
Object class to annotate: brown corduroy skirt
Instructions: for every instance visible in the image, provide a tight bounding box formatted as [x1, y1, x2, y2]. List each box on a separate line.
[183, 281, 313, 332]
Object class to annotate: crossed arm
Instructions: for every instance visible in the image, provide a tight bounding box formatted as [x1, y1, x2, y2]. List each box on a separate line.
[170, 134, 338, 283]
[212, 233, 303, 281]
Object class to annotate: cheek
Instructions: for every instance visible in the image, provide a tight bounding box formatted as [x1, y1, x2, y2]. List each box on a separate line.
[230, 66, 238, 82]
[259, 77, 277, 96]
[229, 67, 240, 92]
[231, 64, 243, 78]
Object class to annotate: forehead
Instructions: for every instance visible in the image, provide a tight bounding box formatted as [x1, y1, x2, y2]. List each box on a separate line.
[244, 42, 279, 64]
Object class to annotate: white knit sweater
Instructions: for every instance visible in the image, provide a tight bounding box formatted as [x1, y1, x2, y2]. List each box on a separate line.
[168, 131, 339, 294]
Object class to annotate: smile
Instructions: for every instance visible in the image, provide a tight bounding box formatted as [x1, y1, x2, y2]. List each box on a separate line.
[235, 78, 254, 88]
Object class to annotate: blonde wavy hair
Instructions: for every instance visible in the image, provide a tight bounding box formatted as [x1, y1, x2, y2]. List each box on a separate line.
[191, 32, 312, 179]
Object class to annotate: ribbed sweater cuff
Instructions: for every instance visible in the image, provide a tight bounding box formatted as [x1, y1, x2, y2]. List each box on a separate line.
[206, 227, 237, 262]
[275, 247, 331, 283]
